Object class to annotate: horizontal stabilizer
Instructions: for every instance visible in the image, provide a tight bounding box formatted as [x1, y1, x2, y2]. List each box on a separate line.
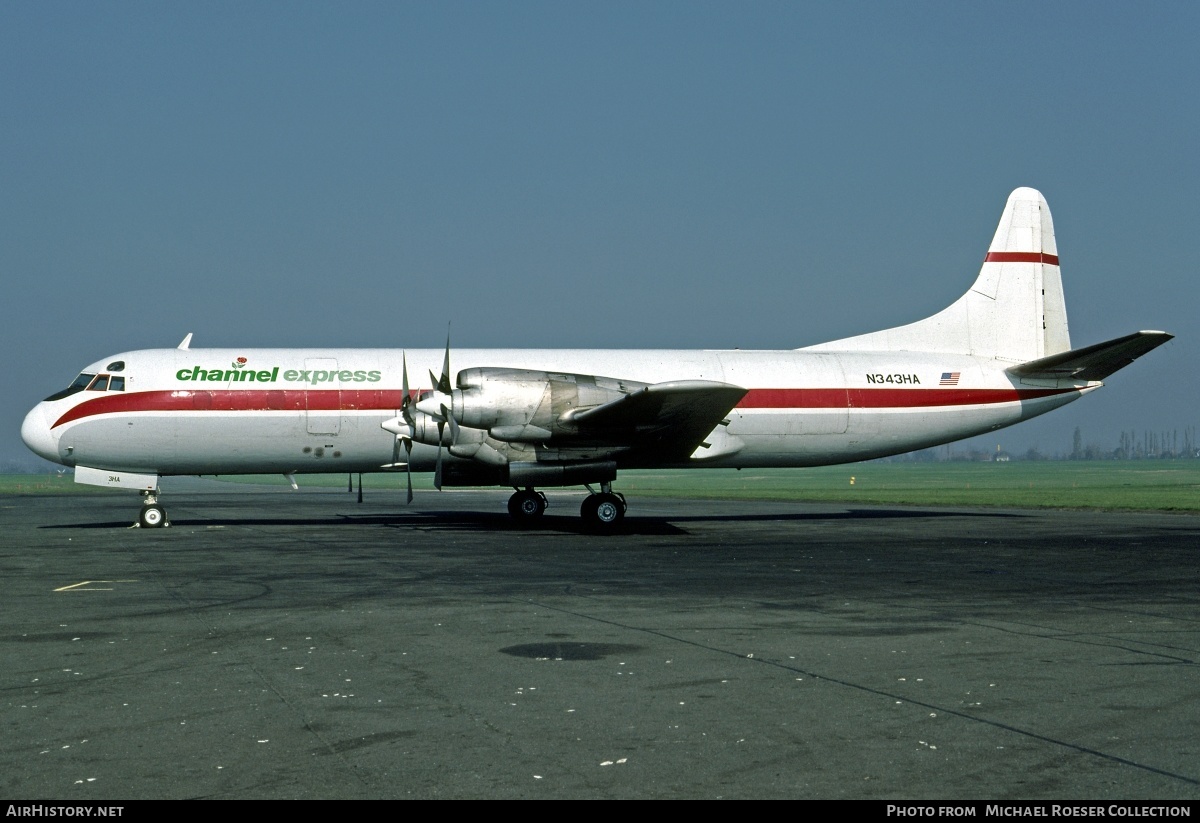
[1007, 331, 1173, 381]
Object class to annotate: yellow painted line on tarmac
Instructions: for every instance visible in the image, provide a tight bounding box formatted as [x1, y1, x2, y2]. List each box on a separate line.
[54, 580, 138, 592]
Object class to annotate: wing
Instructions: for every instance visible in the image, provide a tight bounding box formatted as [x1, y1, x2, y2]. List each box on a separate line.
[561, 380, 748, 460]
[1007, 331, 1173, 382]
[432, 367, 748, 467]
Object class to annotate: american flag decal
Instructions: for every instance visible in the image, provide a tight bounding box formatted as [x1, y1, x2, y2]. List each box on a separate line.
[940, 372, 960, 386]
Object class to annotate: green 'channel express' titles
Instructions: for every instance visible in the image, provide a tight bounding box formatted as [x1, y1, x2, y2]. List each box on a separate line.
[175, 367, 382, 384]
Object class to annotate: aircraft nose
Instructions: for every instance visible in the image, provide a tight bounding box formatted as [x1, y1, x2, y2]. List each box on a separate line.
[21, 404, 60, 463]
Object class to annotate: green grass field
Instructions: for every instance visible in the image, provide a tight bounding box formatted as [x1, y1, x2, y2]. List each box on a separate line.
[619, 461, 1200, 511]
[3, 460, 1197, 511]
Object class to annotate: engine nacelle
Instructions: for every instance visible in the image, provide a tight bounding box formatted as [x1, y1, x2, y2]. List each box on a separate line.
[452, 369, 550, 432]
[452, 368, 646, 442]
[408, 413, 454, 447]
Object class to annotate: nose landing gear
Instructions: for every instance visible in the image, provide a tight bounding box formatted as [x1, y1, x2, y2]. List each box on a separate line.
[137, 491, 170, 528]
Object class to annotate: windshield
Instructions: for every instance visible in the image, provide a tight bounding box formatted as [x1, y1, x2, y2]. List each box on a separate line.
[43, 373, 96, 402]
[42, 371, 127, 401]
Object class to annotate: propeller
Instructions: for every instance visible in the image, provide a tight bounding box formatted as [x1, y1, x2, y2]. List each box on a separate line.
[381, 353, 416, 503]
[384, 331, 458, 498]
[401, 353, 414, 503]
[415, 331, 457, 490]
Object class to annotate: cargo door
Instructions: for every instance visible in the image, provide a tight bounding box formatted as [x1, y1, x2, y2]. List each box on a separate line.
[305, 358, 341, 435]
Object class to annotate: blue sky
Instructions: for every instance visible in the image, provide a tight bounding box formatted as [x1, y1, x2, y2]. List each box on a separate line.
[3, 1, 1195, 467]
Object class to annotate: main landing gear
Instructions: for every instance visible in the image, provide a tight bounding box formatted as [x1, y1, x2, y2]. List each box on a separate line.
[581, 489, 626, 528]
[137, 491, 170, 529]
[506, 483, 627, 529]
[507, 488, 548, 521]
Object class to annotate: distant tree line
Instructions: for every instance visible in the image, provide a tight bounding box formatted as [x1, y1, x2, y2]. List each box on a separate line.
[1068, 426, 1200, 461]
[884, 425, 1199, 463]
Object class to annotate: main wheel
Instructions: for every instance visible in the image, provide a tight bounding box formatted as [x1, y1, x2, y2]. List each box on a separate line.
[508, 489, 547, 521]
[582, 493, 624, 529]
[139, 504, 167, 528]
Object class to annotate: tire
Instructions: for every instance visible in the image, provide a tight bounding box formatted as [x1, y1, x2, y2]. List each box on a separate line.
[580, 495, 600, 521]
[139, 504, 167, 528]
[509, 490, 546, 521]
[582, 493, 624, 530]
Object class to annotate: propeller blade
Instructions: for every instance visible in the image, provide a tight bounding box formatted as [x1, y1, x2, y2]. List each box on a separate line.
[405, 439, 414, 504]
[437, 329, 452, 394]
[434, 420, 445, 490]
[401, 352, 412, 422]
[401, 352, 415, 503]
[443, 403, 460, 444]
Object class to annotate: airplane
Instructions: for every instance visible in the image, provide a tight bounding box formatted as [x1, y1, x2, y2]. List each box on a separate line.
[21, 188, 1172, 530]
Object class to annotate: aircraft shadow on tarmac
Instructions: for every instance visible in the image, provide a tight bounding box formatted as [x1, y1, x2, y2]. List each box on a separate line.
[40, 506, 1025, 536]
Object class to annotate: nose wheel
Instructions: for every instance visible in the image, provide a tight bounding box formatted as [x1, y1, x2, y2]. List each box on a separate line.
[137, 492, 170, 528]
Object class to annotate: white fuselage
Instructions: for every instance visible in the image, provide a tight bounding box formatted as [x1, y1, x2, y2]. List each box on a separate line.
[21, 346, 1091, 478]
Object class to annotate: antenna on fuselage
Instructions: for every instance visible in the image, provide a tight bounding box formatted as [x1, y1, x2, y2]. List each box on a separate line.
[177, 333, 194, 350]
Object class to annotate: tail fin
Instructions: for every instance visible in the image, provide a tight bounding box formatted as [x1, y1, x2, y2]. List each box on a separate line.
[805, 188, 1070, 363]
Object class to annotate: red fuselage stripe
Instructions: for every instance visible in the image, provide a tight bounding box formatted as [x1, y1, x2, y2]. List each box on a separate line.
[984, 251, 1060, 265]
[52, 389, 406, 428]
[50, 387, 1078, 429]
[744, 387, 1072, 409]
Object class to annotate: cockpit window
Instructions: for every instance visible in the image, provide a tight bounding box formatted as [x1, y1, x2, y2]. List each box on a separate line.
[107, 361, 125, 372]
[43, 372, 96, 402]
[43, 370, 129, 400]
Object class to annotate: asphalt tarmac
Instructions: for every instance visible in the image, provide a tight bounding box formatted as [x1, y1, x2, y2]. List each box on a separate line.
[2, 480, 1197, 800]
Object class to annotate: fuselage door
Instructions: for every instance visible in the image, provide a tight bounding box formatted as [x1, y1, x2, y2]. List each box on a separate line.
[305, 358, 341, 435]
[791, 354, 849, 435]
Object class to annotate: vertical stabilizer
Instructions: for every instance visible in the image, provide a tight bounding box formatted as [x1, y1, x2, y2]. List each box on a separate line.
[804, 188, 1071, 362]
